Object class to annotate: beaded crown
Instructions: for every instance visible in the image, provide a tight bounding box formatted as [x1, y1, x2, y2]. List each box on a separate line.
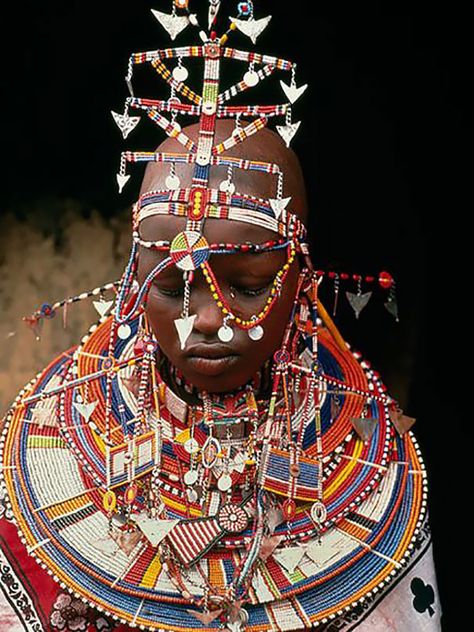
[113, 0, 308, 239]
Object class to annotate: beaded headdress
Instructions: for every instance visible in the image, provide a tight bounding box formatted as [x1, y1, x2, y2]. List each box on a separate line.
[1, 4, 428, 632]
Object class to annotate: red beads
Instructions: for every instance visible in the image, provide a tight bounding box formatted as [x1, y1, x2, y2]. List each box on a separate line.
[378, 271, 394, 289]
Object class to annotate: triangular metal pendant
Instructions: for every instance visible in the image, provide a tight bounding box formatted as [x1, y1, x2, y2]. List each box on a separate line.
[269, 196, 292, 219]
[134, 517, 179, 547]
[151, 9, 189, 40]
[276, 121, 301, 147]
[230, 16, 272, 44]
[280, 80, 308, 104]
[187, 609, 223, 625]
[273, 544, 306, 573]
[110, 529, 142, 556]
[116, 173, 130, 193]
[93, 299, 114, 318]
[72, 400, 97, 423]
[174, 314, 196, 350]
[385, 297, 399, 321]
[346, 291, 372, 318]
[351, 417, 378, 442]
[111, 110, 141, 139]
[389, 408, 416, 436]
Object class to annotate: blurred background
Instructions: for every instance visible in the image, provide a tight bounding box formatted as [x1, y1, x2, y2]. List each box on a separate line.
[2, 1, 471, 627]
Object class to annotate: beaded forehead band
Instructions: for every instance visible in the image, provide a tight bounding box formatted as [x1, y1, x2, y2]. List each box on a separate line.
[112, 0, 312, 347]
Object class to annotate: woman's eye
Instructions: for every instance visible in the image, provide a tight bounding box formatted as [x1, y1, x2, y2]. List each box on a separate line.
[154, 286, 183, 298]
[231, 284, 270, 297]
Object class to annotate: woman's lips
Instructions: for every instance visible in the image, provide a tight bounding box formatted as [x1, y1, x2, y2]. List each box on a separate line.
[185, 344, 239, 376]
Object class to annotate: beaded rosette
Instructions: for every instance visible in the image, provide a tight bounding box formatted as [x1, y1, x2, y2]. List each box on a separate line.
[1, 2, 423, 631]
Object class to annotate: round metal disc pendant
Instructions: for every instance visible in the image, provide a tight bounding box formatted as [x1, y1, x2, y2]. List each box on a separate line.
[173, 65, 189, 82]
[219, 179, 235, 194]
[184, 438, 200, 454]
[217, 503, 249, 533]
[218, 324, 234, 343]
[244, 70, 259, 87]
[217, 472, 233, 491]
[187, 488, 199, 502]
[170, 231, 210, 271]
[184, 469, 198, 486]
[165, 173, 181, 189]
[117, 324, 131, 340]
[248, 324, 264, 341]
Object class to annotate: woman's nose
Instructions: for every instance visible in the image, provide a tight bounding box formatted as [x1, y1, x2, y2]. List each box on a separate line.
[190, 286, 224, 336]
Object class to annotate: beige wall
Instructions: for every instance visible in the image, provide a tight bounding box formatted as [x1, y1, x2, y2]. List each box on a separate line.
[0, 202, 130, 414]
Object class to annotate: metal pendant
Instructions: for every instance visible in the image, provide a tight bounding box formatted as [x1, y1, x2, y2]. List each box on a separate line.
[116, 173, 130, 194]
[218, 321, 234, 342]
[385, 296, 399, 321]
[134, 516, 179, 547]
[165, 173, 181, 189]
[280, 79, 308, 104]
[217, 472, 233, 491]
[243, 69, 259, 86]
[276, 121, 301, 147]
[230, 15, 272, 44]
[117, 323, 131, 340]
[219, 179, 235, 194]
[248, 324, 264, 341]
[346, 291, 372, 319]
[351, 417, 378, 442]
[111, 110, 141, 139]
[172, 65, 189, 82]
[174, 314, 196, 350]
[273, 544, 306, 573]
[72, 400, 97, 423]
[151, 9, 189, 40]
[92, 299, 114, 317]
[184, 469, 198, 485]
[269, 196, 291, 219]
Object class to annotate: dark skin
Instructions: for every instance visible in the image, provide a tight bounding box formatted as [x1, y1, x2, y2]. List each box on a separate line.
[137, 120, 309, 395]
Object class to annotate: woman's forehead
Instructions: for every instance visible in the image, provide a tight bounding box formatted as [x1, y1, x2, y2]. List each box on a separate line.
[139, 215, 279, 244]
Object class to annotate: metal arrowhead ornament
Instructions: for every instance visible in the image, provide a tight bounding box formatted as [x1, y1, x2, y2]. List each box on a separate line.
[280, 79, 308, 104]
[151, 9, 189, 40]
[134, 517, 179, 547]
[351, 417, 378, 442]
[230, 15, 272, 44]
[259, 534, 284, 561]
[116, 173, 130, 193]
[110, 529, 143, 556]
[385, 296, 399, 321]
[187, 609, 223, 625]
[174, 314, 196, 350]
[269, 196, 292, 219]
[208, 0, 221, 30]
[93, 299, 114, 318]
[346, 291, 372, 318]
[72, 400, 97, 423]
[273, 544, 307, 573]
[276, 121, 301, 147]
[111, 111, 141, 139]
[389, 407, 416, 436]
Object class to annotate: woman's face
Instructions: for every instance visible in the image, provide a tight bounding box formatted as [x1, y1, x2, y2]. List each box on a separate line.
[137, 215, 300, 393]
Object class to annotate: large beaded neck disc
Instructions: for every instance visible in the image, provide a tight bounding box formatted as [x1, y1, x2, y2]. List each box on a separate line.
[0, 313, 428, 631]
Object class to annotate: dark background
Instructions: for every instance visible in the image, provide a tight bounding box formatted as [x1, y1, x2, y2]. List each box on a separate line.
[3, 1, 470, 629]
